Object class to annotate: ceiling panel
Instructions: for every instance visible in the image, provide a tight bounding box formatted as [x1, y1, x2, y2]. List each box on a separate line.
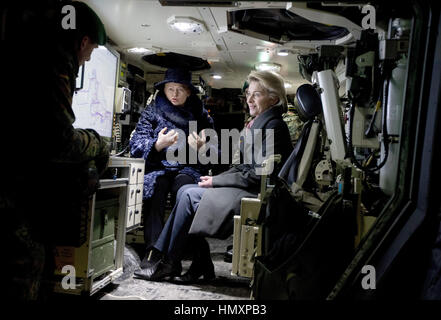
[83, 0, 308, 93]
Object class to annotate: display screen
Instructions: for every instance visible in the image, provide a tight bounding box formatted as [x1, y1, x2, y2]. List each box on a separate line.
[72, 45, 119, 138]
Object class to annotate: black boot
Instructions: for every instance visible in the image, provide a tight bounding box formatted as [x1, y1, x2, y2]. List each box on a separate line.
[173, 238, 215, 284]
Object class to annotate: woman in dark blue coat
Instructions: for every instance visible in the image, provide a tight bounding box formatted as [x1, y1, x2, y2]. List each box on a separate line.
[130, 68, 214, 263]
[134, 70, 293, 282]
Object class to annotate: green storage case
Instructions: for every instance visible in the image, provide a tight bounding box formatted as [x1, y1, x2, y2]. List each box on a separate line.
[91, 199, 119, 278]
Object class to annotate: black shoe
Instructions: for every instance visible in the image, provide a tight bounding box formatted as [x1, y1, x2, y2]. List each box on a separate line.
[173, 267, 215, 284]
[173, 258, 215, 284]
[224, 245, 233, 263]
[134, 259, 181, 281]
[140, 247, 162, 269]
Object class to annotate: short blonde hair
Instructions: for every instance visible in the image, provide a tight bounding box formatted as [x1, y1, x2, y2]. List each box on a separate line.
[247, 70, 288, 112]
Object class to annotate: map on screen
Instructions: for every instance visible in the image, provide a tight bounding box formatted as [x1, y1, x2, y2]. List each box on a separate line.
[72, 45, 119, 138]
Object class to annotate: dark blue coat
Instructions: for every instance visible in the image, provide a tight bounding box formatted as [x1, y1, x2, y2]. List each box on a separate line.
[130, 92, 214, 200]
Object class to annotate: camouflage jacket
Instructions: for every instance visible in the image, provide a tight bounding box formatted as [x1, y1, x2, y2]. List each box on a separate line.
[2, 43, 110, 236]
[283, 111, 304, 145]
[50, 45, 110, 174]
[1, 2, 110, 299]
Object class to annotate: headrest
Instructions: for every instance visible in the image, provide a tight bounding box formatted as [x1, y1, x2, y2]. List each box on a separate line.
[295, 84, 322, 122]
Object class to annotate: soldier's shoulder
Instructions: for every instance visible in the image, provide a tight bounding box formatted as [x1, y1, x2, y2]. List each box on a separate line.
[283, 111, 301, 121]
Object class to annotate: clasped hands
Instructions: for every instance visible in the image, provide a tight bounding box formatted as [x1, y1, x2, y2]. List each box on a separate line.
[198, 175, 213, 188]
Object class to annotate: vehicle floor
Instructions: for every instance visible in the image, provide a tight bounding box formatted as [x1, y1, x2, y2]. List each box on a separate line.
[97, 236, 252, 300]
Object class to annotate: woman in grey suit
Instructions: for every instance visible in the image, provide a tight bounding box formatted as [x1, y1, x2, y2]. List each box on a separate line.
[134, 70, 293, 283]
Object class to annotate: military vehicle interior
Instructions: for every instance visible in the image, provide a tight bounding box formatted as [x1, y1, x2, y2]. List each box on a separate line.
[20, 0, 439, 302]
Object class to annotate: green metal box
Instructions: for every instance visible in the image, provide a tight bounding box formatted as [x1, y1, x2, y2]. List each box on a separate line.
[90, 199, 118, 278]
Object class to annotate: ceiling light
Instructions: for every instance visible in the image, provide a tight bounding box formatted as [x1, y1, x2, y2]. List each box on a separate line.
[211, 74, 222, 80]
[277, 49, 289, 56]
[167, 16, 206, 34]
[127, 47, 153, 54]
[255, 62, 281, 73]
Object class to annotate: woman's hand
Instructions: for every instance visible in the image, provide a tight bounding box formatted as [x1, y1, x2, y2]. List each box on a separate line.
[198, 175, 213, 188]
[155, 127, 179, 152]
[188, 130, 206, 151]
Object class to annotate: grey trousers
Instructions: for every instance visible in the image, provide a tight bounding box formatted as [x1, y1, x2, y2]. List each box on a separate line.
[153, 184, 207, 262]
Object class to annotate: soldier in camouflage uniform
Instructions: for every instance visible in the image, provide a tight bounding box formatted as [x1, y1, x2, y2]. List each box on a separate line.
[1, 1, 109, 300]
[282, 103, 305, 146]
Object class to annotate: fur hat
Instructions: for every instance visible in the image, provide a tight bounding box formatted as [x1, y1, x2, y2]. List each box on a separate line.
[154, 68, 199, 94]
